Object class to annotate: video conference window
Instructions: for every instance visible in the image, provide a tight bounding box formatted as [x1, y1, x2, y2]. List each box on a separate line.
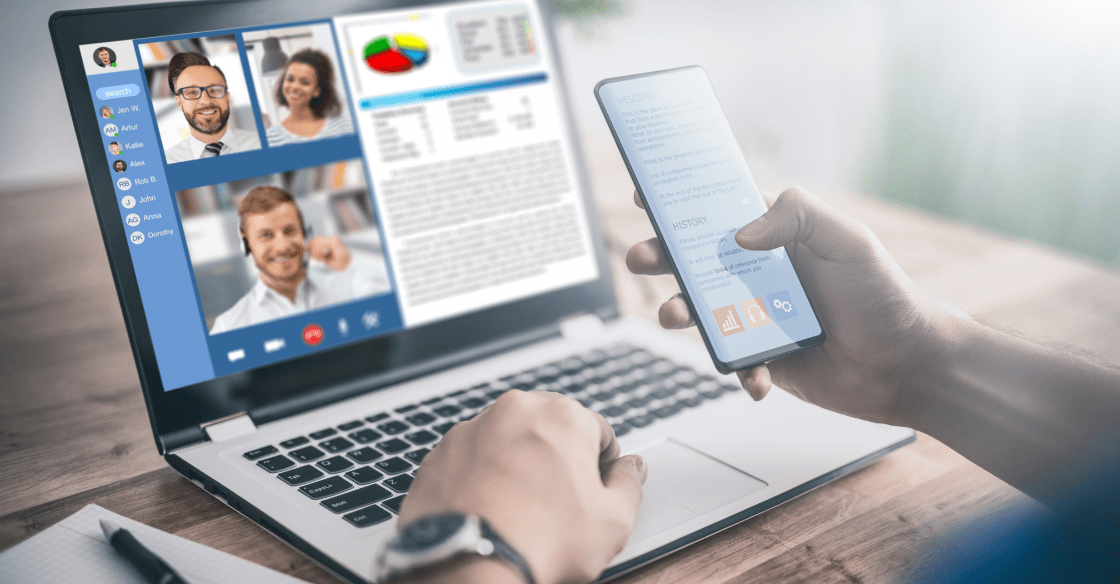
[139, 35, 263, 163]
[176, 159, 392, 334]
[243, 24, 355, 147]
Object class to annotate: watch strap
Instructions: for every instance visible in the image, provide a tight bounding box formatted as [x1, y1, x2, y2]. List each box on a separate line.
[479, 518, 537, 584]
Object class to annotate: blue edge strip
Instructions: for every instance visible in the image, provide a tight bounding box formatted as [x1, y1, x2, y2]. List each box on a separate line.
[168, 430, 917, 583]
[359, 72, 548, 110]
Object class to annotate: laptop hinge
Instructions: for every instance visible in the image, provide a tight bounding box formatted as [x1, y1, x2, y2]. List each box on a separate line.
[559, 313, 605, 342]
[201, 412, 256, 442]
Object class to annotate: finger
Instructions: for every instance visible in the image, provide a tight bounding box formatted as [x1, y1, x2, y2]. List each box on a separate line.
[593, 410, 621, 468]
[625, 238, 672, 275]
[658, 294, 694, 329]
[734, 187, 874, 260]
[633, 188, 644, 209]
[601, 454, 646, 522]
[735, 365, 772, 401]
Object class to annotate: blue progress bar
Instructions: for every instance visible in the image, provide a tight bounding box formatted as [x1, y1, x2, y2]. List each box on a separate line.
[359, 72, 548, 110]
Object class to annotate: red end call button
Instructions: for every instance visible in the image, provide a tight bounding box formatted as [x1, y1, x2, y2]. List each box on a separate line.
[302, 324, 324, 346]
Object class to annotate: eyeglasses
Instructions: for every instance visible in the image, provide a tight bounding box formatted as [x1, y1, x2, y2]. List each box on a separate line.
[176, 85, 228, 100]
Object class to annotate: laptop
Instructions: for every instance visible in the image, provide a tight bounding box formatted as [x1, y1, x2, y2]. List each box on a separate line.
[50, 0, 914, 581]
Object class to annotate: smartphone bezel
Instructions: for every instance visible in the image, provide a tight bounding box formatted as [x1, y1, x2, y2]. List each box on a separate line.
[594, 65, 826, 374]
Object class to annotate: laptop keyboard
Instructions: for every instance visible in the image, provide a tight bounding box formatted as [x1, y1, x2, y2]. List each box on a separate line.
[243, 343, 738, 528]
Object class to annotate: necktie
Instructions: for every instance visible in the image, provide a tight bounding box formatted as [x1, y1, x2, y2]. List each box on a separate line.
[204, 142, 224, 157]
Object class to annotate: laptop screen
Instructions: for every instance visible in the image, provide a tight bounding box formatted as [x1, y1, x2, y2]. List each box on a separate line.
[75, 0, 598, 392]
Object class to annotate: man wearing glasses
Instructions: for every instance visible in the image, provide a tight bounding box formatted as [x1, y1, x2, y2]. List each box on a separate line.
[164, 52, 261, 163]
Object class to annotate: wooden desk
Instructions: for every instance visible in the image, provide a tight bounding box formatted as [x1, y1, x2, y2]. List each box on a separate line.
[2, 166, 1118, 582]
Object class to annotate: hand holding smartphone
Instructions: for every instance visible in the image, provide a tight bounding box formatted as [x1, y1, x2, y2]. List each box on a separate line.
[595, 66, 825, 373]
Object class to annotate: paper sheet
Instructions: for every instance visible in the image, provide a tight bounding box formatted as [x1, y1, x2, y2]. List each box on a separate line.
[0, 504, 310, 583]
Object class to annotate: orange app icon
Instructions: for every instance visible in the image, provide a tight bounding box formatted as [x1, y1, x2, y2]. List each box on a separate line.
[712, 305, 744, 336]
[740, 298, 772, 328]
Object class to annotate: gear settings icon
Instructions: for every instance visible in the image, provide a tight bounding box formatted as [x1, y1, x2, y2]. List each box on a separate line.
[772, 298, 793, 313]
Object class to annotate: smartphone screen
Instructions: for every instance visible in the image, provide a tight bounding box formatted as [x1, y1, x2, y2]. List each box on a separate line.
[596, 66, 824, 372]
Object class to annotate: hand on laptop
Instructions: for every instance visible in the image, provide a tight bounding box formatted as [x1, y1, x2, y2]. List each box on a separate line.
[397, 390, 647, 584]
[626, 186, 950, 425]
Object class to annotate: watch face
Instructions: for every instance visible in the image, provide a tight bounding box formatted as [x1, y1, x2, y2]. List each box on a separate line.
[398, 514, 467, 552]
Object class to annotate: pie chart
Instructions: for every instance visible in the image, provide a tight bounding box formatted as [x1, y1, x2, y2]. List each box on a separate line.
[364, 34, 429, 73]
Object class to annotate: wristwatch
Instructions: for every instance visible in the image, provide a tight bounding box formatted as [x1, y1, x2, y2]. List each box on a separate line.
[376, 513, 536, 584]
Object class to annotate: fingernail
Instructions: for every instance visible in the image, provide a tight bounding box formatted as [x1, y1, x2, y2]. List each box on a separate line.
[735, 216, 768, 244]
[635, 456, 648, 483]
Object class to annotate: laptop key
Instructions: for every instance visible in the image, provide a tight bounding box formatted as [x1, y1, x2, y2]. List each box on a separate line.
[650, 404, 684, 419]
[365, 412, 390, 423]
[433, 404, 462, 418]
[299, 476, 352, 499]
[601, 404, 631, 418]
[404, 449, 430, 465]
[681, 395, 705, 408]
[625, 414, 655, 428]
[376, 420, 410, 435]
[257, 455, 295, 472]
[343, 505, 392, 527]
[382, 495, 406, 514]
[377, 438, 411, 454]
[280, 436, 309, 449]
[627, 395, 655, 409]
[460, 397, 488, 409]
[347, 447, 383, 464]
[420, 396, 443, 406]
[243, 446, 277, 460]
[278, 465, 324, 486]
[309, 428, 337, 440]
[405, 412, 437, 427]
[290, 446, 325, 462]
[337, 420, 363, 431]
[611, 422, 631, 437]
[374, 457, 412, 475]
[321, 484, 392, 514]
[345, 466, 384, 485]
[394, 404, 418, 414]
[349, 428, 383, 444]
[384, 474, 413, 493]
[433, 422, 456, 435]
[320, 437, 355, 453]
[404, 430, 438, 445]
[316, 456, 355, 473]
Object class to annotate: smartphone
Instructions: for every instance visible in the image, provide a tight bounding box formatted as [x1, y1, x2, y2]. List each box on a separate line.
[595, 66, 825, 374]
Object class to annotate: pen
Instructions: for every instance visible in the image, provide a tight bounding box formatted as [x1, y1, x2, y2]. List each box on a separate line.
[100, 519, 191, 584]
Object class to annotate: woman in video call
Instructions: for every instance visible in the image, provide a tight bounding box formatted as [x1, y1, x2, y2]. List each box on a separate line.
[265, 49, 353, 146]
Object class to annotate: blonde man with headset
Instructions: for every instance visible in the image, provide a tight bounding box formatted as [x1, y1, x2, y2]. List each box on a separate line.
[210, 185, 388, 334]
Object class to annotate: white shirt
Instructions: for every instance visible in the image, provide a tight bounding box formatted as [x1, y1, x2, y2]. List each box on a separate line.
[266, 115, 354, 147]
[165, 126, 262, 163]
[210, 259, 390, 335]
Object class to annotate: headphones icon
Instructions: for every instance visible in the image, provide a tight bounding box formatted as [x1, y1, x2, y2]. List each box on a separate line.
[746, 303, 767, 323]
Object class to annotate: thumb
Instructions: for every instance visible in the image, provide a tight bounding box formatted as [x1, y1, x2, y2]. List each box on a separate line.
[602, 454, 646, 520]
[734, 187, 870, 260]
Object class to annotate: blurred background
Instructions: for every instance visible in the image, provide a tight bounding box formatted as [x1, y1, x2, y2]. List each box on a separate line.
[4, 0, 1118, 267]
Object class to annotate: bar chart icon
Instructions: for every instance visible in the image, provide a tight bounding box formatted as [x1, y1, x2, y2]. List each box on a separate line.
[712, 305, 744, 336]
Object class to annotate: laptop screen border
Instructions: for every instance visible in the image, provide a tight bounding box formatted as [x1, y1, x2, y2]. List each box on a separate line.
[50, 0, 618, 451]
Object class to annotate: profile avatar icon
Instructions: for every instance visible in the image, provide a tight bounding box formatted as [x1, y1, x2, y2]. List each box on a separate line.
[113, 160, 127, 173]
[99, 106, 113, 119]
[93, 47, 117, 68]
[103, 123, 119, 137]
[109, 142, 122, 155]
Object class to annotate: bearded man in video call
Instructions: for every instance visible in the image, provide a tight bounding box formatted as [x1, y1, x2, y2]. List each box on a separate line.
[164, 52, 261, 163]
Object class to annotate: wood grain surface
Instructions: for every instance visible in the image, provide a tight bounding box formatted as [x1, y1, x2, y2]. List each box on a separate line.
[1, 159, 1117, 583]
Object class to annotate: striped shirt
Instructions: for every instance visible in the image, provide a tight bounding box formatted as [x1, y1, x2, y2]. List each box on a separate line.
[266, 115, 354, 147]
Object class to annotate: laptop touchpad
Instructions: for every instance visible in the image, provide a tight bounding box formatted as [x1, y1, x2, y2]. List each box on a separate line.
[626, 439, 767, 544]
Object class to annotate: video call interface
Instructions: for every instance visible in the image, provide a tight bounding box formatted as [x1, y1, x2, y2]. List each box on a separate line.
[80, 0, 599, 391]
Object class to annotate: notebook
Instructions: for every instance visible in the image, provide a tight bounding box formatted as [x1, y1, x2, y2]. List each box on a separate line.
[0, 504, 307, 583]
